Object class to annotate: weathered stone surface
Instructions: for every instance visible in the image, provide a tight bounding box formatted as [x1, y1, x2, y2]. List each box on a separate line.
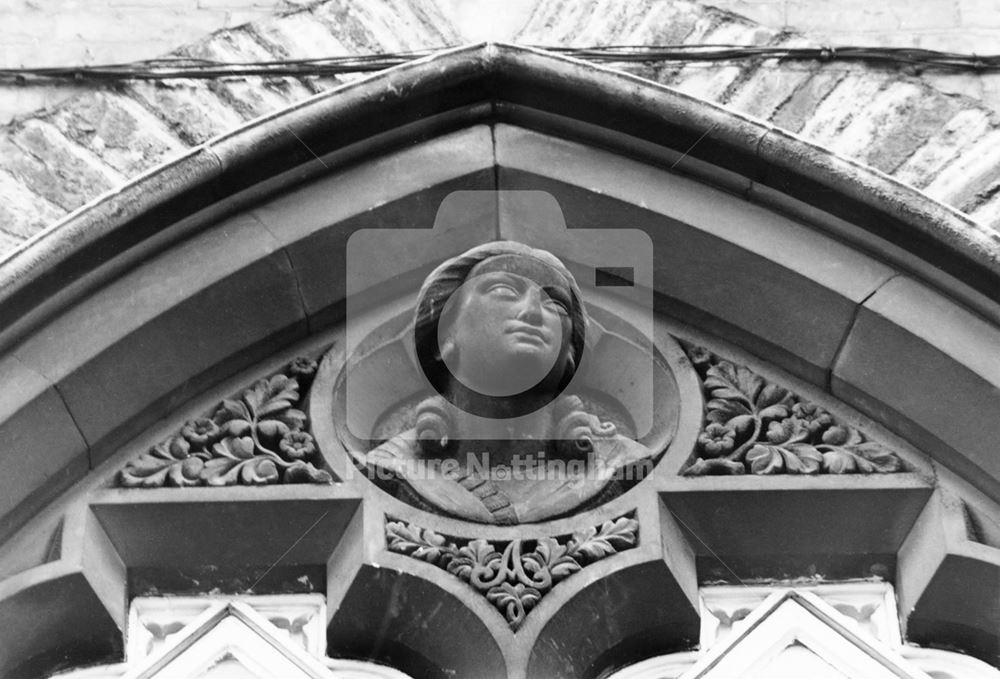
[0, 356, 89, 539]
[495, 124, 897, 385]
[0, 571, 120, 679]
[894, 108, 994, 190]
[253, 126, 496, 327]
[0, 169, 64, 241]
[0, 0, 461, 254]
[46, 92, 184, 178]
[770, 69, 848, 134]
[666, 22, 776, 102]
[924, 129, 1000, 213]
[126, 80, 246, 146]
[723, 36, 818, 120]
[832, 276, 1000, 500]
[0, 128, 115, 213]
[11, 213, 307, 463]
[3, 0, 1000, 255]
[178, 27, 315, 121]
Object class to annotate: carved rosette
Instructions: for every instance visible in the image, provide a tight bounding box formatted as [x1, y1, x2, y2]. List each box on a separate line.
[681, 344, 905, 476]
[385, 514, 639, 630]
[118, 357, 333, 487]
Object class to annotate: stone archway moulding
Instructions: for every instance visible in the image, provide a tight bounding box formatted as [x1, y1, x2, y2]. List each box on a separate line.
[0, 44, 996, 679]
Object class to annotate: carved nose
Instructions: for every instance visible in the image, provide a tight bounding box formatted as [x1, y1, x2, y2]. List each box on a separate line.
[516, 286, 544, 324]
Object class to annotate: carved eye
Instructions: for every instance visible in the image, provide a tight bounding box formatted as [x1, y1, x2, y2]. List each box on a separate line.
[543, 297, 569, 315]
[543, 287, 571, 315]
[486, 282, 520, 299]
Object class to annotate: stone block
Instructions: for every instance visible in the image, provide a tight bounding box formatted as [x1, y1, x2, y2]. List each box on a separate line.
[253, 126, 496, 327]
[832, 276, 1000, 500]
[0, 571, 120, 679]
[0, 356, 89, 538]
[662, 475, 933, 580]
[91, 486, 360, 567]
[496, 125, 896, 385]
[12, 213, 307, 463]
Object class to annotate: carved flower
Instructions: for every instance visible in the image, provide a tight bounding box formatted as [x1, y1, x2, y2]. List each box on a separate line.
[181, 418, 221, 447]
[765, 418, 806, 444]
[822, 425, 851, 445]
[698, 423, 736, 457]
[288, 357, 318, 380]
[279, 431, 316, 460]
[791, 402, 832, 437]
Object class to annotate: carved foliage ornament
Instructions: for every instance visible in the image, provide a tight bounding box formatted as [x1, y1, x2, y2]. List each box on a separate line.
[119, 358, 332, 487]
[385, 514, 639, 630]
[682, 345, 904, 476]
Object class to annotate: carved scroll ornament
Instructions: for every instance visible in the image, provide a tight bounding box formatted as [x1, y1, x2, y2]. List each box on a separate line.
[385, 514, 639, 630]
[118, 357, 332, 487]
[682, 345, 904, 476]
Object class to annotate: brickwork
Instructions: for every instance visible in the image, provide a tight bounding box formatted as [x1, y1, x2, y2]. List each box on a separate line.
[0, 0, 458, 248]
[3, 0, 1000, 254]
[515, 0, 1000, 229]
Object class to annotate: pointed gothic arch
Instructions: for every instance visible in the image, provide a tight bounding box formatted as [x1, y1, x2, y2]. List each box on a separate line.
[0, 44, 996, 679]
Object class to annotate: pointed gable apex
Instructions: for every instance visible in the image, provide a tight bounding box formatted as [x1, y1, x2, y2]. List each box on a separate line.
[122, 601, 332, 679]
[682, 591, 932, 679]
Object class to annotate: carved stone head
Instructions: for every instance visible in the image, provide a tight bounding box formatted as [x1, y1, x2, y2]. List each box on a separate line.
[413, 241, 587, 418]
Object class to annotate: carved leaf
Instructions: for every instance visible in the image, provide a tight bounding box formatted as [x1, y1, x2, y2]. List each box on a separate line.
[681, 458, 747, 476]
[119, 437, 203, 488]
[386, 522, 454, 565]
[448, 539, 502, 585]
[833, 602, 879, 623]
[705, 361, 762, 404]
[118, 357, 329, 488]
[200, 455, 279, 486]
[245, 375, 299, 418]
[708, 606, 753, 627]
[386, 515, 638, 631]
[746, 443, 822, 475]
[523, 537, 581, 583]
[820, 442, 903, 474]
[684, 344, 906, 477]
[569, 516, 639, 560]
[284, 460, 333, 484]
[486, 582, 540, 630]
